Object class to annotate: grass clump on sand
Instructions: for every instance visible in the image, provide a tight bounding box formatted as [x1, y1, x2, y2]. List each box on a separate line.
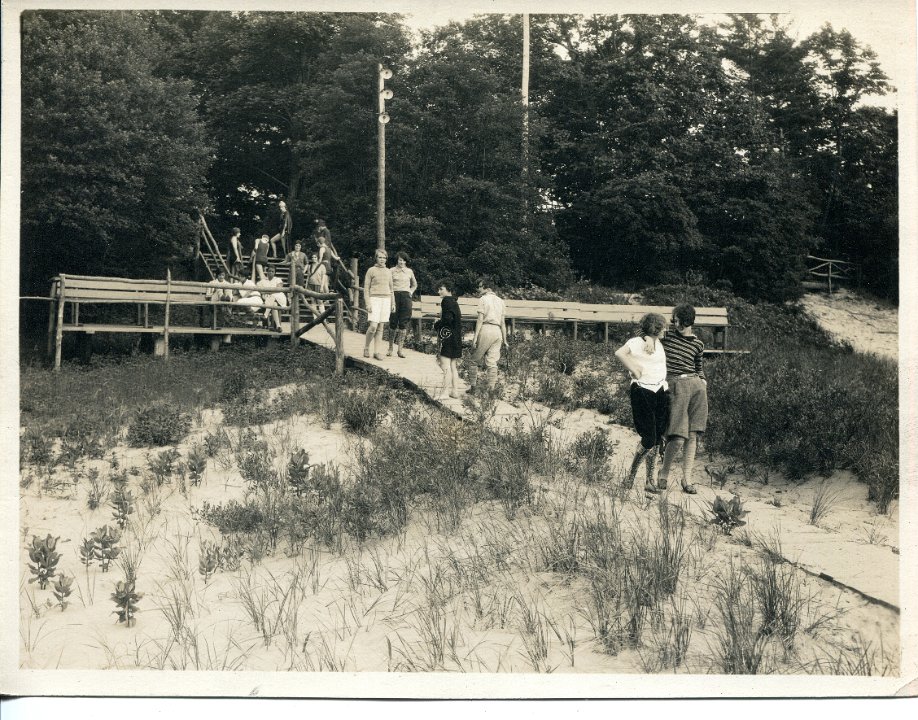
[128, 403, 191, 447]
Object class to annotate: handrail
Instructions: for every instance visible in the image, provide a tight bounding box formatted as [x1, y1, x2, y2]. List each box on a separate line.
[198, 212, 232, 278]
[806, 254, 855, 266]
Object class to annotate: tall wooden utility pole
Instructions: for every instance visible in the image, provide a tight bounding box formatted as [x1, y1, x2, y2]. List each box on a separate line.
[522, 13, 530, 184]
[377, 59, 393, 251]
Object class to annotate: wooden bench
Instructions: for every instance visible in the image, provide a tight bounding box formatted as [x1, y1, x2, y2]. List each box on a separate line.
[47, 273, 334, 369]
[412, 296, 730, 350]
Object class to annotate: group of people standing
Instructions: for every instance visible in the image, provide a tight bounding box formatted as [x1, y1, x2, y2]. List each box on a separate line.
[361, 248, 507, 402]
[615, 305, 708, 495]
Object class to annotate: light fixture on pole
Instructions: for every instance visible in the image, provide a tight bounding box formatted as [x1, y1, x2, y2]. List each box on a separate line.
[377, 57, 393, 251]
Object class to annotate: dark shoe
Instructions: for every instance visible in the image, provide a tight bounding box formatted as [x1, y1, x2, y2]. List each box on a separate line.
[681, 483, 698, 495]
[657, 477, 668, 490]
[644, 483, 662, 494]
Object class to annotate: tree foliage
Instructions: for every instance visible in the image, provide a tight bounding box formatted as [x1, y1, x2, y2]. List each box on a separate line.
[19, 10, 897, 301]
[20, 11, 212, 293]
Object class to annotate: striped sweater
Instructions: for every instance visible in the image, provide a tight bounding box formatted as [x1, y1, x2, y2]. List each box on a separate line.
[661, 330, 705, 380]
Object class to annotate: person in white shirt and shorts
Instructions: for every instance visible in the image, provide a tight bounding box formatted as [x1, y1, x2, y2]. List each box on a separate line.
[363, 249, 395, 360]
[614, 313, 670, 493]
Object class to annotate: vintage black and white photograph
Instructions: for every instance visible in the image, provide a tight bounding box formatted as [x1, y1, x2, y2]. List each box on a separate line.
[2, 0, 914, 698]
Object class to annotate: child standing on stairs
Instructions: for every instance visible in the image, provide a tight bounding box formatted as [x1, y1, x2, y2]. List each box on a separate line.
[614, 313, 670, 494]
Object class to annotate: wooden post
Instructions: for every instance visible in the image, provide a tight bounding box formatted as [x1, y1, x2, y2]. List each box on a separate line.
[54, 275, 66, 371]
[164, 269, 171, 360]
[350, 257, 359, 331]
[144, 303, 149, 328]
[290, 288, 300, 347]
[46, 279, 58, 361]
[827, 262, 833, 295]
[572, 320, 578, 341]
[335, 299, 345, 376]
[603, 322, 609, 344]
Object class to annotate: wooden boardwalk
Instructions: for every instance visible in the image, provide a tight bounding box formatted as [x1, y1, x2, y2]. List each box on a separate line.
[296, 324, 898, 613]
[297, 324, 528, 422]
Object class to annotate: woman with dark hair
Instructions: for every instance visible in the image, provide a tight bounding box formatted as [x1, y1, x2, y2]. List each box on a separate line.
[387, 251, 418, 358]
[432, 281, 463, 400]
[614, 312, 670, 493]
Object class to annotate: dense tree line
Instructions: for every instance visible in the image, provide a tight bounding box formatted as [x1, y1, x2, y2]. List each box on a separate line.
[20, 10, 897, 301]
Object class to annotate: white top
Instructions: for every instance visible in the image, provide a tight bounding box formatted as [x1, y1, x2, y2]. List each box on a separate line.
[625, 336, 668, 391]
[391, 266, 417, 293]
[477, 291, 505, 326]
[238, 279, 261, 299]
[257, 276, 285, 298]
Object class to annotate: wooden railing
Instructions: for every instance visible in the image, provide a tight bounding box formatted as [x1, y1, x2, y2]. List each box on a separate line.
[412, 296, 732, 350]
[806, 255, 858, 294]
[47, 273, 342, 371]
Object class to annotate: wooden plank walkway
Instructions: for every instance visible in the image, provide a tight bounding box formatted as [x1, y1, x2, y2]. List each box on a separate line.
[296, 324, 898, 613]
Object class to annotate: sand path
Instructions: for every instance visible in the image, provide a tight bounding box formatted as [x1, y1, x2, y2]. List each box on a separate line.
[798, 289, 898, 362]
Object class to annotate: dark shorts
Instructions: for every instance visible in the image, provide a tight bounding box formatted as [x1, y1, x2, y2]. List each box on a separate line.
[390, 291, 413, 330]
[666, 376, 708, 439]
[630, 384, 670, 449]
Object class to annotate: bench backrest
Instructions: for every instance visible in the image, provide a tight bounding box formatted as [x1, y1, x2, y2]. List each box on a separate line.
[414, 295, 728, 327]
[54, 275, 290, 306]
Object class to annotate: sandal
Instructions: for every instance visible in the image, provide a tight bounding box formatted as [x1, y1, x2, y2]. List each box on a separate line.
[681, 483, 698, 495]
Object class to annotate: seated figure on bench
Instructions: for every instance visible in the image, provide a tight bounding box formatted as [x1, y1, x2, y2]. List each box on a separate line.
[206, 270, 235, 328]
[258, 265, 287, 332]
[236, 278, 264, 325]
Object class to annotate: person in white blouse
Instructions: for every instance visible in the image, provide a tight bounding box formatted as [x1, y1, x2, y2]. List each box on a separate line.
[387, 252, 418, 358]
[614, 313, 670, 493]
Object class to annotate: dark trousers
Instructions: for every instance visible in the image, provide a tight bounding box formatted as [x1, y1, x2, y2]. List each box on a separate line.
[630, 384, 670, 449]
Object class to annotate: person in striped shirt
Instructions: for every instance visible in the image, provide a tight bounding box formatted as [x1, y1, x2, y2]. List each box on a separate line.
[658, 304, 708, 494]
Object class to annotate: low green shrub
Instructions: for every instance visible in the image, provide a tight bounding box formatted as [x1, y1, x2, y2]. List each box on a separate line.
[221, 397, 275, 427]
[128, 403, 190, 447]
[195, 499, 265, 535]
[21, 428, 53, 467]
[340, 388, 384, 435]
